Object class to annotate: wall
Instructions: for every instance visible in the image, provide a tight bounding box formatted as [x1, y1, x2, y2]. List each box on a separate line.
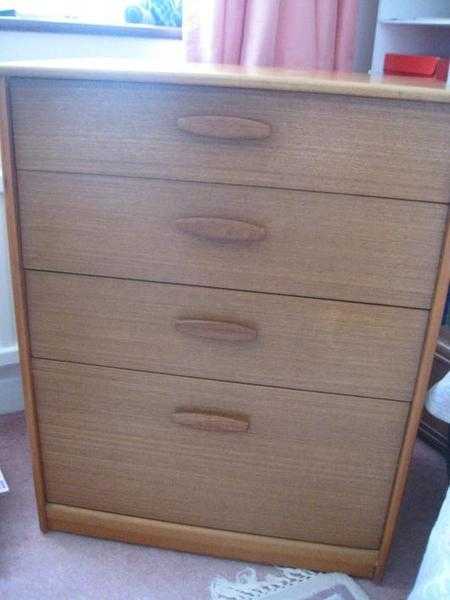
[354, 0, 379, 73]
[0, 7, 378, 413]
[0, 181, 23, 414]
[0, 31, 183, 62]
[371, 0, 450, 74]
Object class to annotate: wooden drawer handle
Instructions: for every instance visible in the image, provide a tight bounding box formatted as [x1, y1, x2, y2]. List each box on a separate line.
[172, 410, 249, 433]
[175, 217, 266, 243]
[174, 319, 257, 342]
[177, 116, 271, 140]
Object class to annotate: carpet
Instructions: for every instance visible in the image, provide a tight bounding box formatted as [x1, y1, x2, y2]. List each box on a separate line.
[0, 411, 448, 599]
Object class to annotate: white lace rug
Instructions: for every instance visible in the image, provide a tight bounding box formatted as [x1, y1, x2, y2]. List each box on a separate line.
[210, 567, 370, 600]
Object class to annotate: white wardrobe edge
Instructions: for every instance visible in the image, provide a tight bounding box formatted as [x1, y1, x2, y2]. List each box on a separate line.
[0, 363, 24, 414]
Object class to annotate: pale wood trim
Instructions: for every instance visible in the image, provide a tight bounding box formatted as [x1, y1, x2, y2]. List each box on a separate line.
[177, 116, 272, 140]
[375, 208, 450, 580]
[0, 77, 47, 531]
[172, 409, 250, 433]
[0, 59, 450, 104]
[46, 503, 378, 578]
[0, 17, 181, 39]
[174, 319, 258, 343]
[174, 217, 267, 243]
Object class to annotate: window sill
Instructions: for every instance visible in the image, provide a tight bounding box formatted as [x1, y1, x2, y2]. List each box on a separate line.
[0, 16, 181, 39]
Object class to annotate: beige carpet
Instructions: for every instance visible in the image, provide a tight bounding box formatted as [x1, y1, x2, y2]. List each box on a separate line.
[0, 411, 448, 599]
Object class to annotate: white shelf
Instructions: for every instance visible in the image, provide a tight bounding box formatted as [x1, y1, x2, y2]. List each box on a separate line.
[381, 17, 450, 27]
[372, 2, 450, 80]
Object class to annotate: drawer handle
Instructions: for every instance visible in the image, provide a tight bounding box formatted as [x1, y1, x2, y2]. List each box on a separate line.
[172, 410, 249, 433]
[177, 116, 271, 140]
[175, 217, 266, 243]
[174, 319, 257, 343]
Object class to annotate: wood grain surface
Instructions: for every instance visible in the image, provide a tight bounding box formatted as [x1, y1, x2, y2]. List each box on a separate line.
[46, 503, 379, 577]
[4, 65, 449, 578]
[174, 319, 258, 342]
[17, 171, 447, 308]
[176, 115, 272, 140]
[375, 209, 450, 579]
[11, 78, 450, 202]
[174, 216, 267, 243]
[34, 359, 408, 549]
[2, 58, 450, 104]
[172, 409, 250, 433]
[26, 271, 428, 401]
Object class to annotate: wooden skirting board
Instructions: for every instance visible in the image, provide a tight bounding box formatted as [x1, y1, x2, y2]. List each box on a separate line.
[46, 503, 379, 578]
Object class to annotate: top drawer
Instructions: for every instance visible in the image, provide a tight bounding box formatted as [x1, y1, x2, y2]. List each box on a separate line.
[10, 78, 450, 203]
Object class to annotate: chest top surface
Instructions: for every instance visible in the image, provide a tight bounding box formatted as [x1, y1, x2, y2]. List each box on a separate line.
[1, 57, 450, 104]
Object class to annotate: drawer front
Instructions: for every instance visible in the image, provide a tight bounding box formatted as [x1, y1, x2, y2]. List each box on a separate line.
[26, 271, 427, 401]
[11, 78, 450, 203]
[34, 359, 409, 548]
[19, 172, 446, 309]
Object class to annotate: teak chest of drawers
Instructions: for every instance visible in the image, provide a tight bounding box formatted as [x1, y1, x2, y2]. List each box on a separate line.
[2, 60, 450, 579]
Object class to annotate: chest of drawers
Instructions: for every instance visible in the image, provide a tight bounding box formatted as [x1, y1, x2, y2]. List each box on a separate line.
[1, 60, 450, 579]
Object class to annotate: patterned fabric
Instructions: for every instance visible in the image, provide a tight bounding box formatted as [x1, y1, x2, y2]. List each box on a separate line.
[124, 0, 182, 27]
[150, 0, 182, 27]
[183, 0, 357, 71]
[210, 568, 370, 600]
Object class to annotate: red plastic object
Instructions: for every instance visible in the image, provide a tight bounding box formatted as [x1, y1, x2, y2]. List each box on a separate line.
[384, 53, 449, 81]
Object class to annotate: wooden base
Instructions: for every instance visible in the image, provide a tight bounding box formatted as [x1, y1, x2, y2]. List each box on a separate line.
[46, 503, 378, 578]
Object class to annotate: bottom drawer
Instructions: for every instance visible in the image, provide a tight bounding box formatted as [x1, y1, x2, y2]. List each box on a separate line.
[34, 359, 408, 549]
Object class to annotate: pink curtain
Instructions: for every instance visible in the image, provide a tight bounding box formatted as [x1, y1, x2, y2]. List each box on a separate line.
[183, 0, 358, 71]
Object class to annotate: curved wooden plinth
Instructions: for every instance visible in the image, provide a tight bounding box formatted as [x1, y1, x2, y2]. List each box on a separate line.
[46, 503, 378, 578]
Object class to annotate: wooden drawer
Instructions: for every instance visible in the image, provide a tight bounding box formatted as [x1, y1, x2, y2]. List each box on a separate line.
[11, 78, 450, 203]
[26, 271, 427, 401]
[18, 172, 447, 309]
[34, 359, 409, 549]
